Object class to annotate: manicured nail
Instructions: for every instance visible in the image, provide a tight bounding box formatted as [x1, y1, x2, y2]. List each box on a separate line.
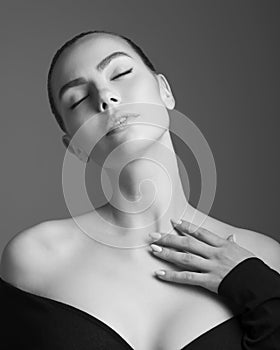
[228, 234, 236, 243]
[155, 270, 166, 276]
[149, 232, 162, 240]
[150, 244, 162, 252]
[170, 218, 182, 226]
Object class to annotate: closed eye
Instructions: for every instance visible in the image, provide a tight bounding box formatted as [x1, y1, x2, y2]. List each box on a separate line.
[70, 68, 133, 110]
[112, 68, 133, 80]
[70, 95, 89, 110]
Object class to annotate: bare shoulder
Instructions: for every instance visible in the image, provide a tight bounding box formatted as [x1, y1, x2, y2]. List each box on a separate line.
[0, 219, 73, 292]
[198, 211, 280, 273]
[232, 226, 280, 273]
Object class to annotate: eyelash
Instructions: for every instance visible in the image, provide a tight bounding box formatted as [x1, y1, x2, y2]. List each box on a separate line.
[69, 68, 133, 110]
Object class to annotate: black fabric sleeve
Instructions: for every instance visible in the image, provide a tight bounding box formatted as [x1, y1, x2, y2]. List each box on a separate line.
[218, 257, 280, 350]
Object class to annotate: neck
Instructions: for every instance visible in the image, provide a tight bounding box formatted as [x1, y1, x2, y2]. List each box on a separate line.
[99, 130, 193, 245]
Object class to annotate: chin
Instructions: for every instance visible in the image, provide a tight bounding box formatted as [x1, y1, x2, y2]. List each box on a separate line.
[88, 122, 168, 169]
[103, 133, 167, 170]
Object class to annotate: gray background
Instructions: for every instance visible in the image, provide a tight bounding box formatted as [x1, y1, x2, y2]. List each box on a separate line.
[1, 0, 279, 256]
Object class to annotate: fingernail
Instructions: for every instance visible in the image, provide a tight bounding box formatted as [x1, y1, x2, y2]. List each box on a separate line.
[170, 218, 182, 226]
[155, 270, 166, 276]
[150, 244, 162, 252]
[149, 232, 162, 240]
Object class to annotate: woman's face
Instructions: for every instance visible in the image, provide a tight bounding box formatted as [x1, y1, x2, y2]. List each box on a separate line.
[51, 33, 174, 165]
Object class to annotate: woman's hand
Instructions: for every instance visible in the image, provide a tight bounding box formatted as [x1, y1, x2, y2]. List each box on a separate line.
[149, 219, 256, 293]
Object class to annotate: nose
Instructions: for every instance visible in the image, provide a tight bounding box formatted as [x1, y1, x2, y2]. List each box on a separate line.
[98, 89, 121, 113]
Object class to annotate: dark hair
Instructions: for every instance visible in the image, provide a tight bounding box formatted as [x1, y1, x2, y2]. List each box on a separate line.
[47, 30, 157, 133]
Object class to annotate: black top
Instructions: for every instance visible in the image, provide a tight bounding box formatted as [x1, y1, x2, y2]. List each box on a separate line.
[1, 257, 280, 349]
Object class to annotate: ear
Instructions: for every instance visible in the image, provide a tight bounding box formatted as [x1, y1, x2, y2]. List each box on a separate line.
[62, 134, 90, 163]
[156, 73, 175, 110]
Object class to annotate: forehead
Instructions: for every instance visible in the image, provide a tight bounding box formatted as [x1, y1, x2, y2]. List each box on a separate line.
[51, 34, 141, 98]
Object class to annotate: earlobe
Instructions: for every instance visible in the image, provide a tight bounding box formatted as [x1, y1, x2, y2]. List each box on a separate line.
[157, 74, 175, 110]
[62, 134, 76, 156]
[62, 134, 70, 149]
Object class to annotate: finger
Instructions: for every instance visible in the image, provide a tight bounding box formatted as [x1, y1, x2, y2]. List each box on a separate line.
[227, 234, 236, 243]
[172, 219, 225, 247]
[150, 245, 210, 271]
[154, 269, 208, 287]
[151, 233, 214, 258]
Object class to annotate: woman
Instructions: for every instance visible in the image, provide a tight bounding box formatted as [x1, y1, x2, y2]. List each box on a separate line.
[1, 30, 280, 349]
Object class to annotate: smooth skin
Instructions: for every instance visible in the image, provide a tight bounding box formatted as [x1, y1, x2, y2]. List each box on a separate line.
[2, 32, 280, 350]
[149, 219, 277, 293]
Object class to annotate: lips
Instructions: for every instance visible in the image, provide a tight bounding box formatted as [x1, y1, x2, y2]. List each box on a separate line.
[106, 113, 139, 136]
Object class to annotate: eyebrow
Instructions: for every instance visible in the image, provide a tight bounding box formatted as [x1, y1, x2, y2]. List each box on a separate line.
[58, 51, 133, 101]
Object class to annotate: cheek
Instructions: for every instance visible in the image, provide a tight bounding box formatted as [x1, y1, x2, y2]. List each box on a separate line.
[64, 107, 105, 137]
[124, 75, 162, 104]
[65, 113, 107, 155]
[65, 116, 84, 135]
[120, 76, 169, 138]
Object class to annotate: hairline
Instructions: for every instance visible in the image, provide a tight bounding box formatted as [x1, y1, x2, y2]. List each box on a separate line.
[54, 35, 149, 102]
[48, 31, 158, 134]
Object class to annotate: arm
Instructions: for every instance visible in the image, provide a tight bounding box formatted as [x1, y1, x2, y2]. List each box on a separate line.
[218, 256, 280, 350]
[0, 221, 50, 348]
[0, 220, 67, 348]
[219, 231, 280, 349]
[0, 220, 64, 292]
[149, 220, 280, 349]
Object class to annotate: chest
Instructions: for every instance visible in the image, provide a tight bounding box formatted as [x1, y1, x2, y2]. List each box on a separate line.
[43, 244, 235, 350]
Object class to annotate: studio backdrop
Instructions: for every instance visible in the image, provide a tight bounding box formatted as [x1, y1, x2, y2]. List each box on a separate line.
[0, 0, 279, 256]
